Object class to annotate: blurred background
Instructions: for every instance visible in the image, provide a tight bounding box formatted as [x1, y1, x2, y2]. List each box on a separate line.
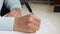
[21, 0, 60, 12]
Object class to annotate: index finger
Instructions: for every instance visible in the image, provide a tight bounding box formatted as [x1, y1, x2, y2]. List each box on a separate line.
[31, 15, 40, 22]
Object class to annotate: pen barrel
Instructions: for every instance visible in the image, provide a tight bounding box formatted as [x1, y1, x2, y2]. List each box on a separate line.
[24, 2, 33, 14]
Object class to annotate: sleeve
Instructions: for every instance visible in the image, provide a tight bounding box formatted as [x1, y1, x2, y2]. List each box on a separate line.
[0, 17, 15, 31]
[4, 0, 22, 11]
[0, 0, 4, 11]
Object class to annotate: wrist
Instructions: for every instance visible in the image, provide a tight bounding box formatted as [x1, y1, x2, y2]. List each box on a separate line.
[13, 17, 20, 31]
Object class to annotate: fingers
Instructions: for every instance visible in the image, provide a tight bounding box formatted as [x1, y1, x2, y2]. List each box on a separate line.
[30, 19, 40, 27]
[32, 20, 40, 27]
[28, 13, 40, 23]
[28, 19, 40, 31]
[32, 15, 40, 23]
[28, 23, 40, 32]
[26, 13, 40, 32]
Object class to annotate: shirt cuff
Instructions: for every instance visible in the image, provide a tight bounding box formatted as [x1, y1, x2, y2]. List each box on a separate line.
[0, 17, 15, 31]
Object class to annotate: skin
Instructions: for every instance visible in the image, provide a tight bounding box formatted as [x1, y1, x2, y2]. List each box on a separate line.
[6, 8, 22, 17]
[6, 8, 41, 33]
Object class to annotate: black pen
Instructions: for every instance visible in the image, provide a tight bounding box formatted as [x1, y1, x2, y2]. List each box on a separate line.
[24, 2, 33, 14]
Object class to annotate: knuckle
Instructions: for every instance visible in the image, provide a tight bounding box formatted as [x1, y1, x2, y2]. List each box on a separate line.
[27, 17, 32, 23]
[28, 14, 32, 17]
[28, 23, 32, 28]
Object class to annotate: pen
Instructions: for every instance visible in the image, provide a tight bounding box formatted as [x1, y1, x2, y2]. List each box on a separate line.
[24, 2, 33, 14]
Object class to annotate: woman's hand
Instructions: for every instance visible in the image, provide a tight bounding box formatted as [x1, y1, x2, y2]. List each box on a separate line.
[13, 14, 40, 33]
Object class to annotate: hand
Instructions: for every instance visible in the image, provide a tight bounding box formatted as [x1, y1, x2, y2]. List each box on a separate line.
[6, 8, 22, 17]
[13, 14, 40, 33]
